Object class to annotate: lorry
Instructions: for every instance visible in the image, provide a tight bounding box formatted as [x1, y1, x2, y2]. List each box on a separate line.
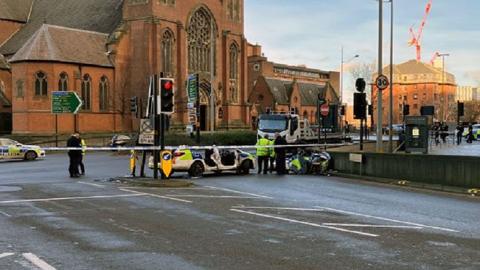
[257, 113, 319, 143]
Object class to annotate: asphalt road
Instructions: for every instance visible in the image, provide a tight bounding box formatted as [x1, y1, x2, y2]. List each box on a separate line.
[0, 152, 479, 270]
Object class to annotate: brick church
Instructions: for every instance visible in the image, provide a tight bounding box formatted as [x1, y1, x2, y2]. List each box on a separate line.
[0, 0, 249, 134]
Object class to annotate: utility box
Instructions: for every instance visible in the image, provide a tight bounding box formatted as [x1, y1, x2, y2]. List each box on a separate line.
[405, 116, 429, 154]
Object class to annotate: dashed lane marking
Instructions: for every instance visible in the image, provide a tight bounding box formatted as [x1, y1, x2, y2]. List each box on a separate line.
[78, 181, 105, 188]
[230, 208, 379, 237]
[232, 206, 325, 212]
[317, 206, 459, 233]
[0, 210, 11, 217]
[203, 186, 273, 199]
[119, 188, 192, 203]
[165, 194, 261, 199]
[0, 194, 145, 204]
[22, 253, 56, 270]
[0, 253, 14, 259]
[322, 223, 424, 229]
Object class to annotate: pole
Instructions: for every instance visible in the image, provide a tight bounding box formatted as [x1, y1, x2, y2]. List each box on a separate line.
[153, 74, 159, 180]
[340, 46, 344, 132]
[323, 117, 327, 151]
[55, 114, 58, 147]
[317, 99, 321, 144]
[442, 55, 445, 122]
[360, 118, 364, 151]
[196, 73, 201, 144]
[376, 0, 384, 152]
[210, 20, 215, 132]
[388, 0, 394, 153]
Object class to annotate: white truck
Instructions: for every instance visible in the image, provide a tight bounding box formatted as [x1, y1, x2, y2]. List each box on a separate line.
[257, 113, 318, 143]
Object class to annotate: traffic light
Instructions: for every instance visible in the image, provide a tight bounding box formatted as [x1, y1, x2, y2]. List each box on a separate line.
[130, 96, 138, 113]
[403, 104, 410, 116]
[160, 78, 175, 114]
[340, 105, 346, 116]
[355, 78, 366, 93]
[368, 104, 373, 116]
[458, 102, 464, 117]
[354, 93, 367, 119]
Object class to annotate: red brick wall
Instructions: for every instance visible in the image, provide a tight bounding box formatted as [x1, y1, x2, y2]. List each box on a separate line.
[0, 69, 12, 113]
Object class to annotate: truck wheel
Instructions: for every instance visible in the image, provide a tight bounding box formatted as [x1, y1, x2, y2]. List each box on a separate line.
[24, 151, 37, 161]
[188, 161, 204, 178]
[237, 160, 252, 175]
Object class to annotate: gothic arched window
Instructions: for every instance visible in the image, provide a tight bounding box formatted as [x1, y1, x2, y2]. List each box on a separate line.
[81, 74, 91, 110]
[35, 71, 48, 96]
[58, 72, 68, 91]
[227, 0, 240, 22]
[229, 43, 239, 103]
[99, 76, 108, 111]
[162, 29, 174, 76]
[187, 7, 216, 74]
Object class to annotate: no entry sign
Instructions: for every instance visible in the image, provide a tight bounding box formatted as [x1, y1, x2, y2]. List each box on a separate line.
[320, 104, 329, 117]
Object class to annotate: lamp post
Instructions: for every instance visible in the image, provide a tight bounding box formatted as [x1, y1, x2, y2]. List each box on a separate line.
[376, 0, 384, 152]
[388, 0, 394, 153]
[437, 53, 450, 122]
[340, 47, 359, 132]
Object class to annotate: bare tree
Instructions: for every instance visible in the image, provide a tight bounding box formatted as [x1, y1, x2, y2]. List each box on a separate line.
[349, 61, 376, 101]
[463, 101, 480, 123]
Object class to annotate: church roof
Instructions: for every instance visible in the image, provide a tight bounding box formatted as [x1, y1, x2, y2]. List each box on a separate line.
[9, 24, 113, 67]
[264, 77, 293, 105]
[0, 0, 33, 22]
[297, 82, 327, 106]
[0, 54, 9, 70]
[0, 0, 123, 56]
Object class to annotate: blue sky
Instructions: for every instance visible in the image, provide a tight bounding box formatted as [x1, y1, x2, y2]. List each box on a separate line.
[244, 0, 480, 101]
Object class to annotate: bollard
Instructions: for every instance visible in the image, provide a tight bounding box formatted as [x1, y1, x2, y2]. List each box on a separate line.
[130, 150, 137, 177]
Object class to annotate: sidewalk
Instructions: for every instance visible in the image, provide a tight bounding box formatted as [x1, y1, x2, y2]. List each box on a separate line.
[429, 140, 480, 156]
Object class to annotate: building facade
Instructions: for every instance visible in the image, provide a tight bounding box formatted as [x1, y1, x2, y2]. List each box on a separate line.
[456, 86, 476, 102]
[371, 60, 457, 125]
[0, 0, 250, 134]
[247, 44, 340, 126]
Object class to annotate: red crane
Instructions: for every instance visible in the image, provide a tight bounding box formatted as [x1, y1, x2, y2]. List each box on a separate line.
[430, 51, 439, 66]
[408, 0, 433, 61]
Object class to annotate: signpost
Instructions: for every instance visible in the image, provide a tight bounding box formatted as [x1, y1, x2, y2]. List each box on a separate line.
[51, 91, 83, 114]
[138, 119, 154, 145]
[187, 74, 200, 143]
[160, 150, 173, 178]
[320, 104, 329, 117]
[375, 74, 389, 91]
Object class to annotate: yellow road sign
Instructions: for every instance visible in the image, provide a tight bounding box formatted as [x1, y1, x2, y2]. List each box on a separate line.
[161, 150, 173, 178]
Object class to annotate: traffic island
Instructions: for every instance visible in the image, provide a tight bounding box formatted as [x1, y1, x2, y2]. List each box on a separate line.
[107, 177, 194, 188]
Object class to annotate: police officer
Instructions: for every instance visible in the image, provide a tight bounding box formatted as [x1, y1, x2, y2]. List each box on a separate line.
[79, 136, 87, 175]
[67, 133, 82, 178]
[268, 136, 275, 173]
[274, 132, 287, 175]
[256, 135, 270, 174]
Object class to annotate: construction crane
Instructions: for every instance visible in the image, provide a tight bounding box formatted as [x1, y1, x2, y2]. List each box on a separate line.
[429, 51, 439, 66]
[408, 0, 433, 61]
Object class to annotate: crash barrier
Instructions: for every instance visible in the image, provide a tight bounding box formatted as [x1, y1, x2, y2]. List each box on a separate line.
[330, 152, 480, 189]
[40, 143, 352, 152]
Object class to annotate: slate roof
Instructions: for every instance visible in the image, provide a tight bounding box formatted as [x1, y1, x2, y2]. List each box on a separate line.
[264, 77, 293, 105]
[297, 83, 327, 106]
[0, 54, 9, 70]
[0, 90, 11, 107]
[0, 0, 33, 22]
[0, 0, 123, 56]
[9, 24, 113, 67]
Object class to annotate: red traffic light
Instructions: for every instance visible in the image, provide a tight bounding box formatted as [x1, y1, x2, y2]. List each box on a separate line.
[163, 80, 173, 91]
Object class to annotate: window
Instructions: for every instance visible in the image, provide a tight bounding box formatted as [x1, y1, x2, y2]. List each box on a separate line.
[99, 76, 108, 111]
[403, 95, 407, 101]
[34, 71, 48, 96]
[413, 94, 418, 100]
[81, 74, 91, 110]
[187, 7, 215, 74]
[227, 0, 240, 22]
[229, 43, 239, 103]
[434, 93, 438, 101]
[160, 0, 175, 5]
[413, 104, 418, 109]
[58, 72, 68, 91]
[16, 80, 24, 98]
[161, 29, 174, 76]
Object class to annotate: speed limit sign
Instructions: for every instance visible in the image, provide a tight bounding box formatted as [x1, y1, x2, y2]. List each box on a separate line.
[375, 75, 389, 90]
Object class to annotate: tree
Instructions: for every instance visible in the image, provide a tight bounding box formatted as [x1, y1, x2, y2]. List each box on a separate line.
[349, 61, 376, 101]
[463, 101, 480, 123]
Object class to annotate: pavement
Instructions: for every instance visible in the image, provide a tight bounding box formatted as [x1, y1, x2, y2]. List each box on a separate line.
[0, 152, 479, 269]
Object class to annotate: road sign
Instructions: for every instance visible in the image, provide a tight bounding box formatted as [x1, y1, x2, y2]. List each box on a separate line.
[320, 104, 329, 117]
[375, 75, 389, 90]
[160, 150, 173, 178]
[187, 74, 198, 103]
[139, 119, 154, 145]
[52, 91, 83, 114]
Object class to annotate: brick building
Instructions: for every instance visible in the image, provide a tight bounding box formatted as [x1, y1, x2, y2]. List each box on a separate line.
[247, 44, 340, 126]
[0, 0, 250, 134]
[371, 60, 456, 125]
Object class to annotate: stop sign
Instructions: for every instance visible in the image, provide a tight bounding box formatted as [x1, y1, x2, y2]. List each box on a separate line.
[320, 104, 329, 117]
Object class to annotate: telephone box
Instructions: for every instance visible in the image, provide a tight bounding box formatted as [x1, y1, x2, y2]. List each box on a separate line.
[405, 116, 429, 154]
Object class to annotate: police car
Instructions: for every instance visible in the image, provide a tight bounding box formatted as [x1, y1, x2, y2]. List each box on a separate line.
[0, 138, 46, 161]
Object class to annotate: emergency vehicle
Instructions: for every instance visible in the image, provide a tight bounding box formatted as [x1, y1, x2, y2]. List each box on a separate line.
[0, 138, 46, 161]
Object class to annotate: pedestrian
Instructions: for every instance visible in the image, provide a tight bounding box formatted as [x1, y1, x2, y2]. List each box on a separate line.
[467, 124, 473, 144]
[268, 136, 275, 173]
[440, 122, 448, 144]
[456, 123, 464, 145]
[255, 135, 270, 174]
[433, 123, 440, 145]
[79, 135, 87, 175]
[274, 132, 287, 175]
[67, 133, 82, 178]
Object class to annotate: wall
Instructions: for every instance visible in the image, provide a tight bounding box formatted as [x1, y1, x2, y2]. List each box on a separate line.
[330, 152, 480, 188]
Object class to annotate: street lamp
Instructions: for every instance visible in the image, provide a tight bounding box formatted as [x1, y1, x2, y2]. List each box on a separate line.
[437, 53, 450, 122]
[376, 0, 384, 152]
[388, 0, 394, 153]
[340, 47, 359, 131]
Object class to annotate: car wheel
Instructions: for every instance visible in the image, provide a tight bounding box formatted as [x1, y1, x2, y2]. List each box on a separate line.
[188, 161, 204, 178]
[24, 151, 37, 161]
[238, 160, 252, 175]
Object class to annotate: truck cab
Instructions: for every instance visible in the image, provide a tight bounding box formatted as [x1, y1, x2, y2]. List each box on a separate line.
[258, 113, 315, 143]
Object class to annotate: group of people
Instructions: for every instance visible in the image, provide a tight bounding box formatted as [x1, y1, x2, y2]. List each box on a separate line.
[456, 123, 476, 144]
[67, 133, 86, 178]
[256, 133, 287, 175]
[433, 122, 449, 145]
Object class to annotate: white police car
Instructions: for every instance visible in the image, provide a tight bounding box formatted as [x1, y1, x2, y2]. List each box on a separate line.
[0, 138, 46, 161]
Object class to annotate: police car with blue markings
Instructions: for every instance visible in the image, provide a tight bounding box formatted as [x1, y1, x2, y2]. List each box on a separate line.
[0, 138, 46, 161]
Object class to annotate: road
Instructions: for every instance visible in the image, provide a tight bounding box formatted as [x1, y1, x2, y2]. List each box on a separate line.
[0, 152, 479, 270]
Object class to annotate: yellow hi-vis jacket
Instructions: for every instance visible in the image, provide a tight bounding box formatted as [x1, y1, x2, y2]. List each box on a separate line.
[269, 139, 275, 158]
[81, 139, 87, 155]
[256, 138, 270, 157]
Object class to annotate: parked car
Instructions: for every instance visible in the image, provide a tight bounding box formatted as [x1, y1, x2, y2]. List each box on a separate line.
[110, 135, 132, 147]
[385, 124, 405, 135]
[149, 147, 255, 178]
[463, 124, 480, 140]
[0, 138, 45, 161]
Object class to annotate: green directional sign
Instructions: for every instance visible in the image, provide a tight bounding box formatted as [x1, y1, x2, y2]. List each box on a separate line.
[187, 74, 198, 103]
[52, 91, 83, 114]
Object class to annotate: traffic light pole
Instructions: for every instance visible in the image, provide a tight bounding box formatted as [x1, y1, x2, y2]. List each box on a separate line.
[153, 74, 160, 180]
[196, 73, 201, 144]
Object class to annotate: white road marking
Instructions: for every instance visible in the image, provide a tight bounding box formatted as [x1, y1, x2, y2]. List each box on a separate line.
[0, 210, 11, 217]
[22, 253, 56, 270]
[204, 186, 273, 199]
[165, 194, 260, 199]
[119, 188, 192, 203]
[232, 206, 326, 212]
[230, 208, 378, 237]
[317, 207, 459, 233]
[322, 223, 424, 229]
[0, 252, 14, 259]
[78, 181, 105, 188]
[0, 194, 145, 204]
